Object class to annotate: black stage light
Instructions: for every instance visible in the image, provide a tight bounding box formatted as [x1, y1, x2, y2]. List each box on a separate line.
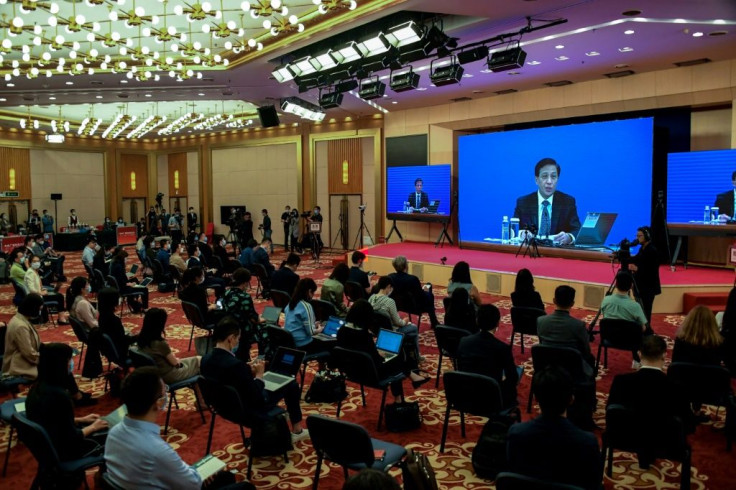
[429, 56, 464, 86]
[319, 90, 344, 109]
[390, 67, 420, 92]
[358, 77, 386, 100]
[487, 47, 527, 72]
[334, 79, 359, 93]
[457, 45, 489, 65]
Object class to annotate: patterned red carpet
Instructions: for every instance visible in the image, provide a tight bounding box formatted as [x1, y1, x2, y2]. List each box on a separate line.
[1, 247, 735, 489]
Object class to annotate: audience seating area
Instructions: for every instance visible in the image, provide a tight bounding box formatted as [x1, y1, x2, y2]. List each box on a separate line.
[1, 246, 736, 489]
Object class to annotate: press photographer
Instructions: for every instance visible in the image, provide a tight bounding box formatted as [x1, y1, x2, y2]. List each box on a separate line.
[626, 226, 661, 332]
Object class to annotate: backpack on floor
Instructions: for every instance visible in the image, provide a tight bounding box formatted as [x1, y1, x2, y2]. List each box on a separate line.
[402, 449, 438, 490]
[471, 411, 519, 480]
[249, 413, 293, 457]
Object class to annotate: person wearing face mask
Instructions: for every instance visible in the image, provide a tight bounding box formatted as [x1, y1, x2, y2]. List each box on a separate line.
[116, 217, 125, 226]
[110, 250, 149, 313]
[41, 210, 54, 233]
[147, 206, 158, 235]
[0, 212, 11, 234]
[170, 242, 188, 275]
[168, 209, 182, 246]
[213, 234, 240, 274]
[34, 233, 66, 282]
[28, 209, 41, 234]
[68, 209, 79, 228]
[82, 237, 98, 270]
[26, 343, 108, 469]
[306, 206, 324, 256]
[156, 238, 172, 270]
[2, 294, 96, 406]
[260, 209, 273, 254]
[159, 208, 171, 236]
[24, 255, 65, 322]
[197, 232, 215, 267]
[179, 267, 227, 324]
[103, 216, 115, 231]
[68, 276, 98, 330]
[138, 308, 201, 384]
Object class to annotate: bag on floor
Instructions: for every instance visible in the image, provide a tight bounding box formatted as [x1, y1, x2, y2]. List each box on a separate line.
[402, 449, 438, 490]
[249, 413, 293, 457]
[304, 370, 347, 403]
[385, 401, 422, 432]
[471, 412, 519, 480]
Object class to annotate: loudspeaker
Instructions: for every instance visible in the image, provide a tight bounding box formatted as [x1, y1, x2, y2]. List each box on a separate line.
[257, 105, 280, 128]
[50, 193, 62, 200]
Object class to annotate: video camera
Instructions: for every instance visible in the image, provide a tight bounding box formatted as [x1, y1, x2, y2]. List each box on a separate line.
[359, 204, 367, 211]
[611, 237, 636, 268]
[300, 211, 312, 218]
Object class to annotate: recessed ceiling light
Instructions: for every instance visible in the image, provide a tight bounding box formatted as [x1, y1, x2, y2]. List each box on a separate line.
[507, 71, 520, 75]
[619, 47, 634, 52]
[145, 94, 152, 97]
[120, 80, 128, 84]
[65, 81, 74, 85]
[692, 31, 704, 37]
[48, 96, 56, 100]
[7, 83, 14, 87]
[554, 56, 569, 61]
[624, 29, 635, 35]
[198, 93, 205, 96]
[585, 51, 600, 56]
[555, 44, 565, 49]
[95, 95, 103, 99]
[480, 68, 494, 73]
[0, 98, 6, 102]
[416, 87, 427, 91]
[674, 18, 686, 23]
[472, 90, 484, 94]
[391, 101, 397, 104]
[527, 60, 541, 65]
[462, 73, 473, 78]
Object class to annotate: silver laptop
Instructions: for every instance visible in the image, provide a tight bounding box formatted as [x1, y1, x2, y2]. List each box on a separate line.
[313, 315, 345, 341]
[575, 212, 618, 246]
[102, 404, 128, 427]
[262, 347, 306, 392]
[261, 306, 282, 325]
[126, 263, 139, 278]
[138, 276, 154, 287]
[375, 329, 404, 362]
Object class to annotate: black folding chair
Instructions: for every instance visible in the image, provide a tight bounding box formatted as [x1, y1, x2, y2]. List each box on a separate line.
[433, 325, 471, 388]
[495, 472, 585, 490]
[181, 300, 216, 352]
[510, 307, 545, 353]
[343, 281, 366, 305]
[270, 289, 291, 310]
[595, 318, 643, 372]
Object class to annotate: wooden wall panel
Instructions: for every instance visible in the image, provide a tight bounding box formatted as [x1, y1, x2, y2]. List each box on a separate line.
[168, 152, 188, 197]
[121, 153, 149, 198]
[327, 138, 362, 195]
[0, 147, 31, 199]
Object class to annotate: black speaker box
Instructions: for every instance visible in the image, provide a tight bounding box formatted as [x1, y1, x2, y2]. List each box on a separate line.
[50, 193, 62, 200]
[257, 105, 280, 128]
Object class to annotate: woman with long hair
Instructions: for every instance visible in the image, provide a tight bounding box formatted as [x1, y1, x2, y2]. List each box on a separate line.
[320, 262, 350, 316]
[511, 268, 545, 310]
[447, 261, 482, 306]
[444, 287, 478, 332]
[672, 305, 724, 365]
[368, 276, 422, 364]
[138, 308, 200, 384]
[98, 287, 136, 362]
[68, 276, 98, 330]
[284, 278, 329, 356]
[109, 249, 149, 312]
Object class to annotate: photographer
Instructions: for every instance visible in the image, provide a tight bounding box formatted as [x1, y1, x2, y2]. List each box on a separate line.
[627, 226, 661, 332]
[289, 208, 301, 254]
[238, 211, 254, 245]
[307, 206, 323, 256]
[260, 209, 273, 254]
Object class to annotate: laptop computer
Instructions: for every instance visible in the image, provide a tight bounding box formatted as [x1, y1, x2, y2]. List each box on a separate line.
[261, 306, 282, 325]
[575, 212, 618, 246]
[427, 200, 440, 213]
[102, 404, 128, 427]
[126, 264, 138, 279]
[262, 347, 306, 392]
[313, 315, 345, 341]
[138, 276, 154, 287]
[375, 329, 404, 362]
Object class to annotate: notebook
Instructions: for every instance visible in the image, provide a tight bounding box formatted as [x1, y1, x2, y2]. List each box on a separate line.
[375, 329, 404, 361]
[427, 200, 440, 213]
[262, 347, 306, 392]
[102, 405, 128, 427]
[313, 315, 345, 341]
[192, 454, 227, 480]
[575, 212, 618, 246]
[261, 306, 282, 325]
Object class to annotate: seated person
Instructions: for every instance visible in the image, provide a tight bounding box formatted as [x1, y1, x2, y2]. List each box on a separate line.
[284, 278, 330, 359]
[97, 287, 136, 362]
[254, 238, 275, 274]
[447, 261, 482, 307]
[511, 268, 545, 310]
[443, 288, 478, 333]
[81, 237, 98, 271]
[197, 233, 215, 267]
[457, 304, 518, 407]
[68, 276, 98, 330]
[24, 254, 65, 322]
[186, 247, 226, 295]
[600, 272, 647, 368]
[109, 250, 149, 313]
[238, 239, 259, 270]
[201, 319, 309, 442]
[26, 343, 108, 465]
[169, 242, 188, 275]
[222, 268, 262, 360]
[507, 366, 602, 490]
[348, 251, 371, 298]
[672, 304, 725, 366]
[213, 235, 240, 274]
[105, 367, 247, 489]
[320, 263, 350, 316]
[92, 243, 116, 278]
[271, 253, 300, 296]
[388, 255, 438, 328]
[179, 267, 228, 325]
[138, 308, 201, 385]
[2, 294, 95, 406]
[368, 276, 421, 364]
[156, 238, 172, 270]
[608, 335, 696, 463]
[9, 247, 27, 286]
[34, 233, 66, 281]
[338, 300, 429, 405]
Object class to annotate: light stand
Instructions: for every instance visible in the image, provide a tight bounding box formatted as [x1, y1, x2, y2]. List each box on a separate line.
[331, 213, 347, 249]
[352, 205, 373, 250]
[50, 194, 61, 234]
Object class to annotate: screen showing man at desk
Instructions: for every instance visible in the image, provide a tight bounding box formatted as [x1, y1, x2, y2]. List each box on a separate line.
[667, 149, 736, 223]
[458, 118, 654, 247]
[387, 165, 451, 218]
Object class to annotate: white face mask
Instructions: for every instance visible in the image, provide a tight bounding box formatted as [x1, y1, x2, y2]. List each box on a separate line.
[86, 284, 92, 293]
[220, 240, 226, 247]
[31, 262, 41, 270]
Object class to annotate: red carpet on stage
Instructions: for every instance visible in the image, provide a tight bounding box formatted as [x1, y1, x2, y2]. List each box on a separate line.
[368, 242, 734, 286]
[1, 247, 735, 489]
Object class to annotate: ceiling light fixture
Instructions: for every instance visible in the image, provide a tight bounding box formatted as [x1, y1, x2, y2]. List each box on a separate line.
[281, 96, 325, 121]
[318, 88, 343, 108]
[358, 76, 386, 100]
[429, 56, 463, 86]
[389, 66, 420, 92]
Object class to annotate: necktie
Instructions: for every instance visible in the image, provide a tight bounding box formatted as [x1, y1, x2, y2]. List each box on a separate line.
[416, 193, 420, 208]
[540, 200, 551, 237]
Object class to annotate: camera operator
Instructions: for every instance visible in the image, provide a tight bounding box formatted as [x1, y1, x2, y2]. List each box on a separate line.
[627, 226, 661, 332]
[307, 206, 324, 255]
[237, 211, 254, 245]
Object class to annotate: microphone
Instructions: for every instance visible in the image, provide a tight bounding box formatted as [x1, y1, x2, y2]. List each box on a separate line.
[440, 256, 447, 265]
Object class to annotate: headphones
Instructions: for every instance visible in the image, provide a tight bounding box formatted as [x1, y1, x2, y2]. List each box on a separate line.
[639, 226, 651, 242]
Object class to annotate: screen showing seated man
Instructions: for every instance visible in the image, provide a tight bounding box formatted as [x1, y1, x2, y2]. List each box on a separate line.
[386, 165, 451, 218]
[667, 149, 736, 223]
[458, 118, 654, 247]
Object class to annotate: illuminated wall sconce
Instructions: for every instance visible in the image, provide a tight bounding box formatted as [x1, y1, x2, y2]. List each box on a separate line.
[130, 171, 137, 191]
[174, 170, 180, 194]
[342, 160, 349, 184]
[9, 168, 16, 190]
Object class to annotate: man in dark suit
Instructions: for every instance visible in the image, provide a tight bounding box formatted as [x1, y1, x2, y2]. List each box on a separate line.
[607, 335, 696, 466]
[201, 319, 308, 442]
[457, 304, 519, 407]
[388, 255, 438, 328]
[407, 178, 430, 212]
[348, 250, 371, 297]
[271, 253, 300, 296]
[186, 207, 198, 233]
[513, 158, 581, 245]
[713, 171, 736, 220]
[507, 366, 602, 490]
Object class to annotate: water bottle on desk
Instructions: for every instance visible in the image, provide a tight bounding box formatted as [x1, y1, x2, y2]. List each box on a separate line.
[704, 206, 710, 224]
[501, 216, 510, 244]
[711, 206, 719, 223]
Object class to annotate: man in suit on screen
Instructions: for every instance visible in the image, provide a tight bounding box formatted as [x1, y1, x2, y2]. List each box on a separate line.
[713, 171, 736, 221]
[513, 158, 581, 245]
[407, 178, 430, 212]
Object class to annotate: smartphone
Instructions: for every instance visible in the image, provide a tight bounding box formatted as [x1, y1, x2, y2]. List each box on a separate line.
[216, 299, 223, 310]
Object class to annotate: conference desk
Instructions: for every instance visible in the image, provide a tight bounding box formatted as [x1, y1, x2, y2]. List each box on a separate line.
[386, 212, 452, 247]
[54, 229, 117, 251]
[667, 222, 736, 269]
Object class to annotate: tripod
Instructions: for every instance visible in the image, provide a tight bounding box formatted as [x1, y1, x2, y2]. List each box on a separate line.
[586, 265, 646, 341]
[515, 231, 540, 258]
[653, 190, 674, 270]
[352, 208, 374, 250]
[331, 213, 347, 249]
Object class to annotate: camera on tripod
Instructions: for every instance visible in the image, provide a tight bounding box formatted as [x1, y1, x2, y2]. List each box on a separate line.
[358, 204, 366, 211]
[611, 237, 634, 268]
[300, 211, 312, 218]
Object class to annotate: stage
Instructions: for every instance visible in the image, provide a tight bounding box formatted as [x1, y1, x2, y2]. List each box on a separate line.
[361, 242, 735, 314]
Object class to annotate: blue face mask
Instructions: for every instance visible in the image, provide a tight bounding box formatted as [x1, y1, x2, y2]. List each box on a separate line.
[68, 359, 74, 373]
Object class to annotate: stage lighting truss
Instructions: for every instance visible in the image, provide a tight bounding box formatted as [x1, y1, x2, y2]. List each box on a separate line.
[389, 66, 420, 92]
[429, 55, 464, 86]
[358, 76, 386, 100]
[281, 97, 326, 121]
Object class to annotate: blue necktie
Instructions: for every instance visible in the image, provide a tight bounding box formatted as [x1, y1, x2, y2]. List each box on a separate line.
[416, 193, 420, 208]
[540, 200, 551, 237]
